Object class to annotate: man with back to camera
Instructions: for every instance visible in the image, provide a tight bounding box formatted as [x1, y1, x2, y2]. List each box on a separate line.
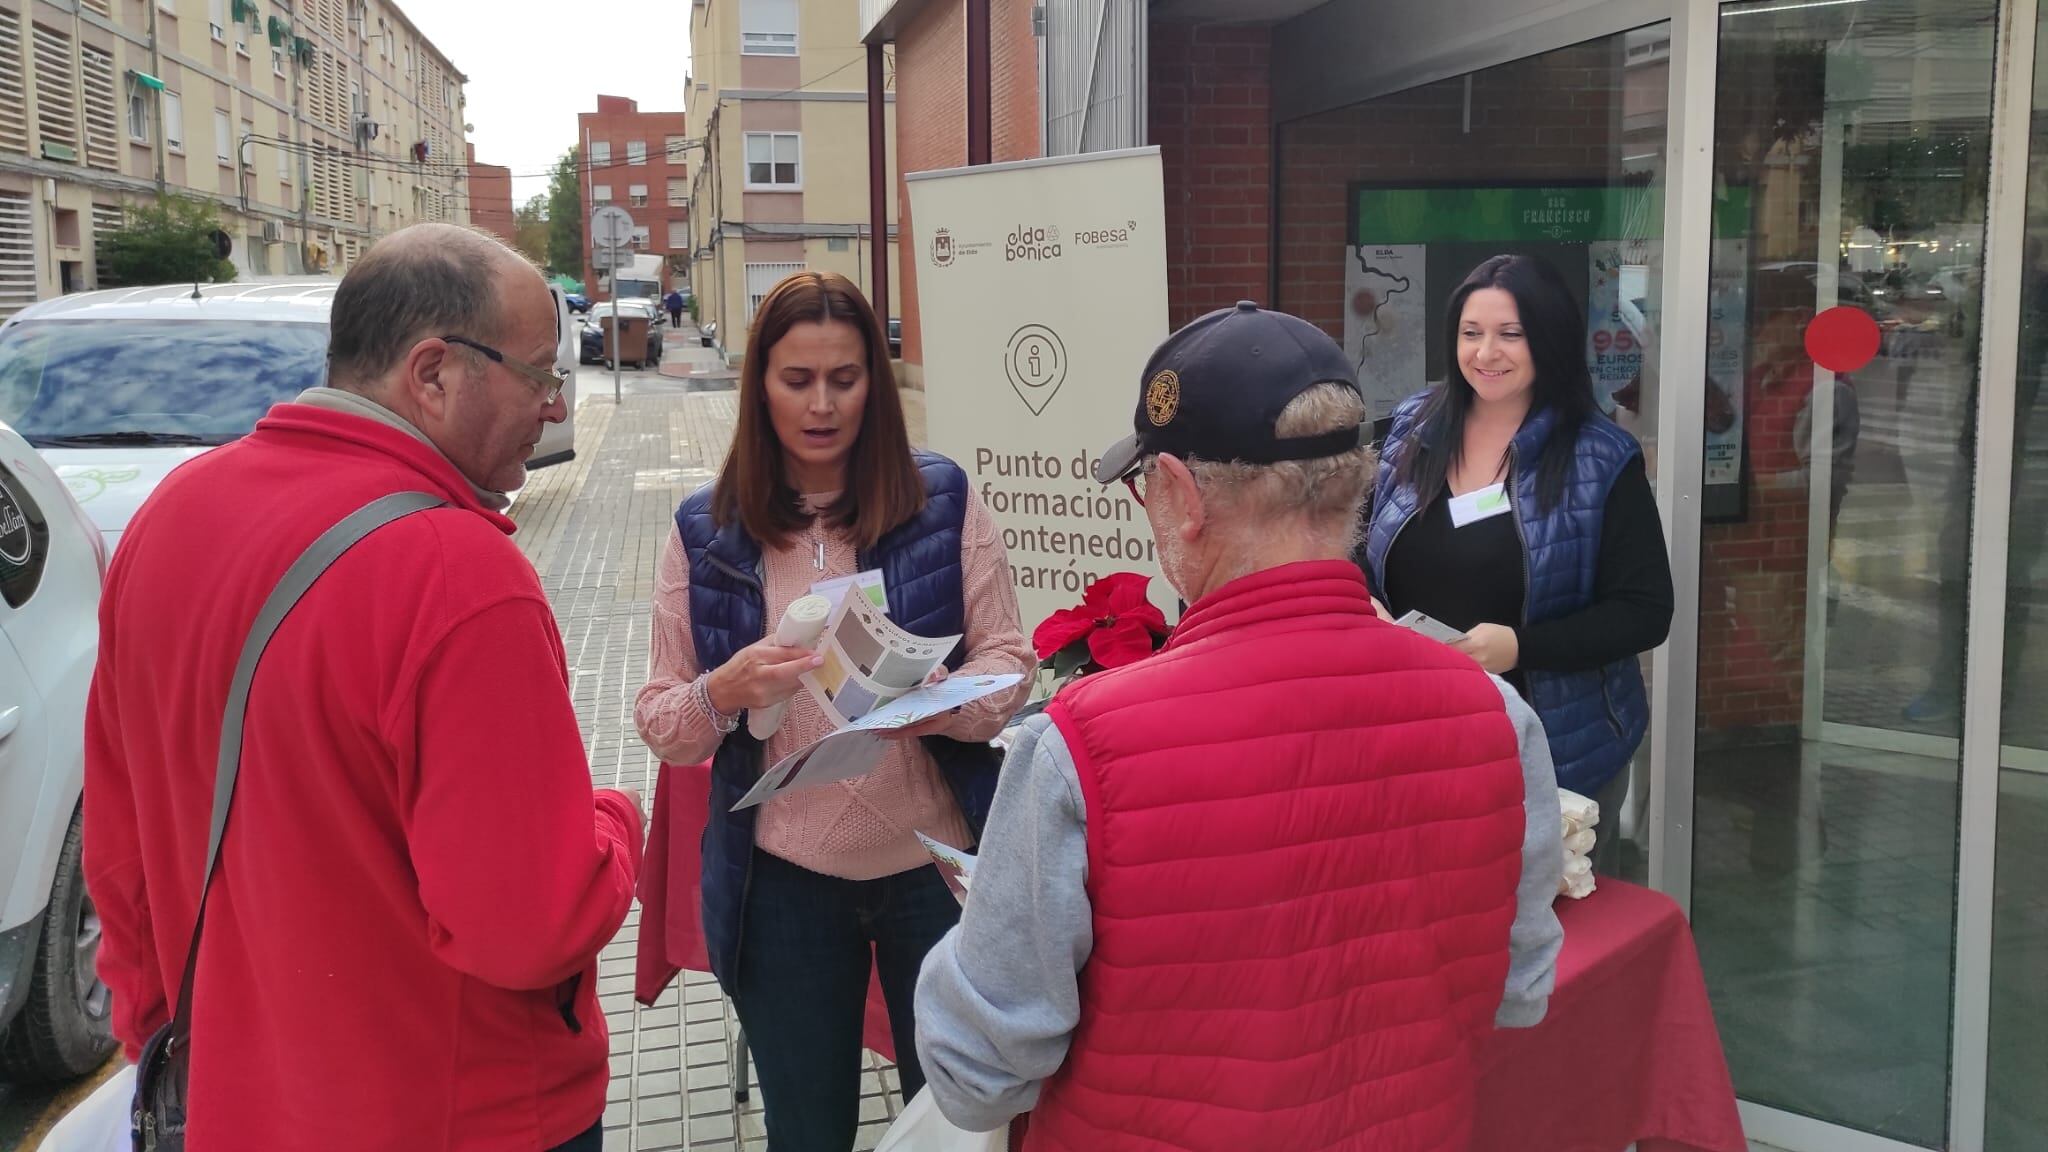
[914, 301, 1565, 1151]
[84, 223, 642, 1150]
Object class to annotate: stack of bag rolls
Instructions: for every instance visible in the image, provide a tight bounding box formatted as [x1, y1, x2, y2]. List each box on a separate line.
[1557, 789, 1599, 900]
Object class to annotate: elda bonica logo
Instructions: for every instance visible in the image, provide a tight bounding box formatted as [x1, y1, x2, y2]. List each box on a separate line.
[1005, 223, 1062, 262]
[932, 228, 955, 267]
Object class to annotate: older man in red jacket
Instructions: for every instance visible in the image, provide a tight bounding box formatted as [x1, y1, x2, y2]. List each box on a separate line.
[915, 302, 1565, 1151]
[84, 224, 641, 1151]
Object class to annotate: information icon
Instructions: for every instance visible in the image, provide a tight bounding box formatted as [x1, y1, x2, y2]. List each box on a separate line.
[1005, 324, 1067, 415]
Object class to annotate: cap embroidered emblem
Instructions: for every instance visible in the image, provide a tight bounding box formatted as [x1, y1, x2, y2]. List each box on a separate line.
[1145, 369, 1180, 427]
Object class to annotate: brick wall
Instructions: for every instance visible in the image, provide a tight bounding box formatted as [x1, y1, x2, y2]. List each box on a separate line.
[993, 0, 1040, 163]
[466, 145, 517, 247]
[1150, 21, 1273, 329]
[893, 0, 1040, 369]
[1275, 39, 1624, 341]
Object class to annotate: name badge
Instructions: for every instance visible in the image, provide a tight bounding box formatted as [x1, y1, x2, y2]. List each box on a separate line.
[810, 569, 889, 615]
[1448, 484, 1512, 529]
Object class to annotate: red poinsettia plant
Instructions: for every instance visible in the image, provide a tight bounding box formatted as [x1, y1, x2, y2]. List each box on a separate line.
[1031, 572, 1171, 683]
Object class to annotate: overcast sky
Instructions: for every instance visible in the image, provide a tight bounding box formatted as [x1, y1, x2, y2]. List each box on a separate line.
[398, 0, 690, 209]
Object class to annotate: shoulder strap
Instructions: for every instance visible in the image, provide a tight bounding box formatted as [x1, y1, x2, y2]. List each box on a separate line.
[168, 490, 447, 1043]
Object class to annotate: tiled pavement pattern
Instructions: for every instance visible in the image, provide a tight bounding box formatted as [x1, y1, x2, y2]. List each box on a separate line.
[507, 387, 908, 1151]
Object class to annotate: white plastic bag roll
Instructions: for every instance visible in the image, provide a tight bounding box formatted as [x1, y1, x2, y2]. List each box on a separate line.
[873, 1085, 1007, 1152]
[747, 594, 833, 740]
[1558, 788, 1601, 838]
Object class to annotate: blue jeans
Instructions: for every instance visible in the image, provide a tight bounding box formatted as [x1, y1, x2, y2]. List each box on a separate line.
[733, 849, 962, 1152]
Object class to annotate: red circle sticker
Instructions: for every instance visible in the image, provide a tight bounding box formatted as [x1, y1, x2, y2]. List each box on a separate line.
[1805, 306, 1881, 375]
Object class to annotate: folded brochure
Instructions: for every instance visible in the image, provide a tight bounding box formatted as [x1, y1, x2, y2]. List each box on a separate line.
[1394, 609, 1467, 645]
[729, 672, 1025, 812]
[916, 831, 976, 904]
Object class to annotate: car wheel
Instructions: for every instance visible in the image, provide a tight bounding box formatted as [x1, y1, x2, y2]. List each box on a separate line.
[0, 808, 117, 1082]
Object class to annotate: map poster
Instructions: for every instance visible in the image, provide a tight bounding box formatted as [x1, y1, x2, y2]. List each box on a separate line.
[1343, 244, 1425, 425]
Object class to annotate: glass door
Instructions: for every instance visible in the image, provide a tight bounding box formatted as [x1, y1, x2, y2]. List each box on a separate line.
[1688, 1, 2002, 1145]
[1988, 9, 2048, 1149]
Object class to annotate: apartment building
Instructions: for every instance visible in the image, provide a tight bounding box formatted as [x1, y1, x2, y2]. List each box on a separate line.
[575, 94, 687, 300]
[465, 141, 511, 246]
[687, 0, 898, 362]
[0, 0, 469, 317]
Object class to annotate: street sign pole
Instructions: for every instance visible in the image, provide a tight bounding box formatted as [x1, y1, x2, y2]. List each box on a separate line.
[589, 206, 637, 405]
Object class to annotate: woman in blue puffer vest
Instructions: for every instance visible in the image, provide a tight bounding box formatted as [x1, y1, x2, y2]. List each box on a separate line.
[1363, 254, 1673, 873]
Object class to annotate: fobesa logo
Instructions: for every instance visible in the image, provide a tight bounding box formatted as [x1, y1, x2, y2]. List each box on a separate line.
[1072, 221, 1136, 248]
[1005, 223, 1062, 262]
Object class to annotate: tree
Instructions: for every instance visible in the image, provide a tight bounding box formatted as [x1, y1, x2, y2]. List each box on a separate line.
[545, 148, 583, 277]
[513, 195, 550, 269]
[102, 195, 237, 287]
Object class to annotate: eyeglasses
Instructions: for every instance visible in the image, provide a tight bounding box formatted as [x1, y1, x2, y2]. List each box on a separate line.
[1120, 458, 1153, 508]
[442, 335, 568, 406]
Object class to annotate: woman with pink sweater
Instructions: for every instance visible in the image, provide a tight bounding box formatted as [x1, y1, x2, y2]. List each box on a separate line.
[634, 271, 1034, 1150]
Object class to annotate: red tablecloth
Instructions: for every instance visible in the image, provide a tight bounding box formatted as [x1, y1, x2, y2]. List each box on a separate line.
[634, 761, 899, 1060]
[1471, 881, 1747, 1152]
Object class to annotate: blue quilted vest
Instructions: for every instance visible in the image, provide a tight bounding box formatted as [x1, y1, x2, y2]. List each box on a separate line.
[1365, 393, 1649, 796]
[675, 451, 1002, 994]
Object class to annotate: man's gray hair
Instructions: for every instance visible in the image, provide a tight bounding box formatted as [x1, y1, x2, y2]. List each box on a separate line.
[1179, 382, 1374, 547]
[326, 223, 530, 390]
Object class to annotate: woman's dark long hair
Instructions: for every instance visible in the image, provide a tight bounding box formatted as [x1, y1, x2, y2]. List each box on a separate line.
[713, 271, 923, 550]
[1394, 254, 1599, 512]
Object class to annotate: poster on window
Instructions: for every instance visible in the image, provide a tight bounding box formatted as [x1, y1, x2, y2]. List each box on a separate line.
[1702, 235, 1752, 516]
[1343, 245, 1426, 424]
[1585, 240, 1652, 419]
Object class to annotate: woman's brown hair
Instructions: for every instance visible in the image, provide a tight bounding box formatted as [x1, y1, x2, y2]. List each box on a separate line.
[711, 270, 925, 551]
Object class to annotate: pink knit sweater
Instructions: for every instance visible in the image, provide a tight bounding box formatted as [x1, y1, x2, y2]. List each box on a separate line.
[634, 490, 1036, 880]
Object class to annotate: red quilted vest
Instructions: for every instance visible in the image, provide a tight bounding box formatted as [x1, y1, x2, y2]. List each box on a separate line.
[1025, 560, 1526, 1152]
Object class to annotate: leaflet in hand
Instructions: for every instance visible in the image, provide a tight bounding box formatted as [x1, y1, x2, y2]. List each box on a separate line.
[728, 664, 1026, 813]
[804, 590, 961, 727]
[916, 831, 977, 905]
[1395, 609, 1467, 645]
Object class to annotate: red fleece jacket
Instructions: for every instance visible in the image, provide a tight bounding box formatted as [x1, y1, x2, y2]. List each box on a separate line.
[83, 404, 642, 1151]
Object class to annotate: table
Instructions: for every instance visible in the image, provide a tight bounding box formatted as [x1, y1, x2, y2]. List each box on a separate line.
[1471, 881, 1747, 1152]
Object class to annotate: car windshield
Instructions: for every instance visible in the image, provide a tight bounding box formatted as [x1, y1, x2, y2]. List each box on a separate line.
[0, 319, 329, 447]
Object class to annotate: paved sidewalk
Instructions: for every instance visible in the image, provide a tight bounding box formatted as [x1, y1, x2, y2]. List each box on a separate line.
[658, 323, 738, 384]
[508, 390, 908, 1152]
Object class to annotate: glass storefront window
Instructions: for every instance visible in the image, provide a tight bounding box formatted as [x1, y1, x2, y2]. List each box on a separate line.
[1988, 8, 2048, 1149]
[1275, 27, 1672, 881]
[1690, 1, 2000, 1146]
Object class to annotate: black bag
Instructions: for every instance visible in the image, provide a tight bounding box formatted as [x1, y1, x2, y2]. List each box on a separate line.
[131, 492, 445, 1152]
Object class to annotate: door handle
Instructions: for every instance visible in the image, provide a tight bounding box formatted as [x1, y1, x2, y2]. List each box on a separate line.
[0, 706, 19, 740]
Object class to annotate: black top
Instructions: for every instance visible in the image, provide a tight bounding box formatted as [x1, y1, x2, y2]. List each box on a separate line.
[1380, 455, 1673, 679]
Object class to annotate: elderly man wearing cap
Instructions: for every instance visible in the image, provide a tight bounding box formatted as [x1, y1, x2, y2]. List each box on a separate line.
[913, 302, 1565, 1151]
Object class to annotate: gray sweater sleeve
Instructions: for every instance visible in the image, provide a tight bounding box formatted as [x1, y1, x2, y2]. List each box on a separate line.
[914, 713, 1092, 1133]
[1491, 674, 1566, 1028]
[912, 682, 1566, 1132]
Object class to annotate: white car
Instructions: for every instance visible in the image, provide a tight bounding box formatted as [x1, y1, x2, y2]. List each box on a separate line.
[0, 278, 579, 552]
[0, 419, 112, 1081]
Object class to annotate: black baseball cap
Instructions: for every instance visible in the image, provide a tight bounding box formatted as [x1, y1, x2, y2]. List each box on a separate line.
[1093, 301, 1365, 485]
